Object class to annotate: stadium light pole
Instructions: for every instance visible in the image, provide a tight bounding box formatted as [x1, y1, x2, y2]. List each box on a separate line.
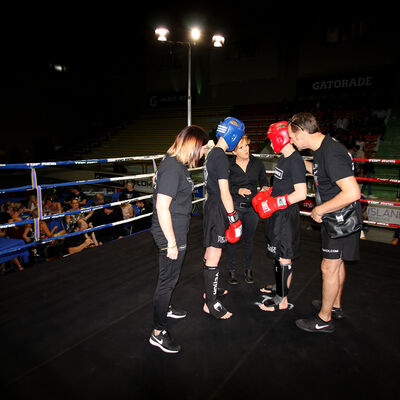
[155, 27, 225, 126]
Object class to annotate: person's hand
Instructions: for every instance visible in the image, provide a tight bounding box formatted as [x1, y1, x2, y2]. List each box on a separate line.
[84, 238, 93, 247]
[311, 206, 323, 223]
[238, 188, 251, 197]
[166, 241, 178, 260]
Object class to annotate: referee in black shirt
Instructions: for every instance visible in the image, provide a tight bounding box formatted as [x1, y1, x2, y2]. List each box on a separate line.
[227, 135, 268, 284]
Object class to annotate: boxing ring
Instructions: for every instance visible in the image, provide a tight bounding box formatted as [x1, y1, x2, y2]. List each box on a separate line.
[0, 153, 399, 399]
[1, 153, 399, 264]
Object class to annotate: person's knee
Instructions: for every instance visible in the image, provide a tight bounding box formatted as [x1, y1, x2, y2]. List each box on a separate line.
[205, 247, 222, 265]
[321, 258, 342, 276]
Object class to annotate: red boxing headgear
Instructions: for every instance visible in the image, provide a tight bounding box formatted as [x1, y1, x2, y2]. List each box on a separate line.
[267, 121, 290, 153]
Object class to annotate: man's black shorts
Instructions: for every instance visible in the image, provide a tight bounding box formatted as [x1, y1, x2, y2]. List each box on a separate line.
[321, 223, 360, 261]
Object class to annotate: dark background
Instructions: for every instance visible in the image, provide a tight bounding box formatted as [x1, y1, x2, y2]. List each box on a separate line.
[1, 6, 398, 162]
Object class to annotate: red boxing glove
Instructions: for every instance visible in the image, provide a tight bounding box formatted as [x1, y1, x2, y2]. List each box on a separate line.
[225, 210, 242, 243]
[259, 195, 291, 219]
[252, 187, 273, 217]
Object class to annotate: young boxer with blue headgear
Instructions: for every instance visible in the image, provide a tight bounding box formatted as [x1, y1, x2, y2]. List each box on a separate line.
[252, 121, 307, 311]
[202, 117, 245, 319]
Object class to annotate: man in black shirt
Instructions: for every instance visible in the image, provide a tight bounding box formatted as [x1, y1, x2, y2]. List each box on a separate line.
[88, 205, 125, 244]
[63, 219, 96, 255]
[64, 186, 88, 209]
[288, 112, 361, 334]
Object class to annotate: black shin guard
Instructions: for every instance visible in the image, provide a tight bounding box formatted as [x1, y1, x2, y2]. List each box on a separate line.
[273, 259, 293, 298]
[203, 265, 229, 318]
[203, 265, 219, 302]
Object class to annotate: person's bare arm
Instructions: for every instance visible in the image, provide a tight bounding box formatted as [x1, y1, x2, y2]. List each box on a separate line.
[311, 176, 360, 222]
[218, 179, 235, 213]
[287, 182, 308, 205]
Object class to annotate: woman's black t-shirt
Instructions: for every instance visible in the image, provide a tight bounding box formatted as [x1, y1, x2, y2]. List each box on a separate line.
[151, 155, 194, 247]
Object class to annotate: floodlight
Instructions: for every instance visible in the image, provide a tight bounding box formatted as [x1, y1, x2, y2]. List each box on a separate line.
[212, 35, 225, 47]
[191, 27, 201, 41]
[155, 27, 169, 41]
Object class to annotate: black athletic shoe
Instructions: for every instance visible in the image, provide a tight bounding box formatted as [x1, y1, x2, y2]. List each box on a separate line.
[311, 299, 344, 320]
[228, 271, 239, 285]
[244, 269, 254, 284]
[149, 330, 181, 353]
[295, 315, 335, 333]
[167, 305, 187, 319]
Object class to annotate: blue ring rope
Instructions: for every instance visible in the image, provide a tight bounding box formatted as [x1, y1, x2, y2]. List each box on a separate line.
[0, 153, 207, 257]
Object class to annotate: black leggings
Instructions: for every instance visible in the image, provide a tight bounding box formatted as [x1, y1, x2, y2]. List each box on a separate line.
[153, 249, 186, 331]
[226, 206, 259, 271]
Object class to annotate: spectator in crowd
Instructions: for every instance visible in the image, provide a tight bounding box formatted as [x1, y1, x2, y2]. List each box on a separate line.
[63, 219, 99, 255]
[121, 181, 140, 200]
[31, 208, 66, 239]
[361, 151, 377, 199]
[65, 198, 86, 233]
[25, 194, 38, 213]
[93, 193, 105, 206]
[0, 201, 14, 223]
[355, 134, 365, 152]
[392, 228, 400, 245]
[88, 204, 125, 244]
[84, 192, 105, 221]
[5, 203, 28, 240]
[119, 192, 134, 235]
[64, 186, 87, 209]
[335, 112, 349, 135]
[353, 144, 365, 177]
[43, 195, 63, 214]
[121, 181, 146, 214]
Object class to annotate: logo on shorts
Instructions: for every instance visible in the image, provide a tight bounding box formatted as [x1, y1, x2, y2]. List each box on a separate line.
[267, 244, 276, 254]
[218, 235, 227, 244]
[322, 248, 339, 253]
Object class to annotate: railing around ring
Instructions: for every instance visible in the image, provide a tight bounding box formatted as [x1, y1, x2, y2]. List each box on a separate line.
[1, 154, 399, 259]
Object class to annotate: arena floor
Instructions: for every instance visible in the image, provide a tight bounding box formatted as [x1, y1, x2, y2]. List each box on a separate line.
[1, 216, 399, 399]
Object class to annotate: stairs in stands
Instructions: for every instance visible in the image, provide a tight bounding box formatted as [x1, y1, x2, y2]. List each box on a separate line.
[374, 107, 400, 200]
[85, 106, 231, 158]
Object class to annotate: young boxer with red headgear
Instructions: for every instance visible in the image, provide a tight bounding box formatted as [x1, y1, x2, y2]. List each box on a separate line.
[252, 121, 307, 311]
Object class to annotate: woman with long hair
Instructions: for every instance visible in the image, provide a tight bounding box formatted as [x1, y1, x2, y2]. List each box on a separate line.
[149, 125, 209, 354]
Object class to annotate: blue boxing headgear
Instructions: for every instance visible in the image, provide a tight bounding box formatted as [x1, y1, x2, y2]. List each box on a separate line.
[216, 117, 245, 151]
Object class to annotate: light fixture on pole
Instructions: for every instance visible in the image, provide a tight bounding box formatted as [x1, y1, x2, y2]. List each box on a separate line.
[212, 35, 225, 47]
[155, 26, 225, 126]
